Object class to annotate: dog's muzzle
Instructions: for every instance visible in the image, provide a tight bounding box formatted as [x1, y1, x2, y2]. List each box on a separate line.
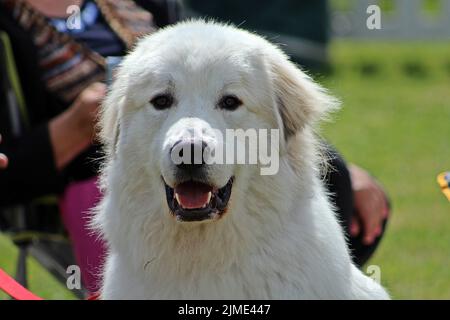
[163, 139, 233, 222]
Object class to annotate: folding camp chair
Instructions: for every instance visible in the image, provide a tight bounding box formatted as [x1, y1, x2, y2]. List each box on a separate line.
[0, 30, 86, 299]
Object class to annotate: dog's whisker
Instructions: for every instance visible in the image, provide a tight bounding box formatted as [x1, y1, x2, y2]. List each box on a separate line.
[143, 257, 157, 271]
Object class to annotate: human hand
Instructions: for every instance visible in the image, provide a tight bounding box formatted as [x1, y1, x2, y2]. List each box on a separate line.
[69, 82, 107, 139]
[0, 134, 8, 169]
[49, 82, 106, 170]
[349, 164, 390, 245]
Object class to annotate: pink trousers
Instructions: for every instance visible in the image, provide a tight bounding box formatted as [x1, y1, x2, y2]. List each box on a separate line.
[59, 176, 106, 294]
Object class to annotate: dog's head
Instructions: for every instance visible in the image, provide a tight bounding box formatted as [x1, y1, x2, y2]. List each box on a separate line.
[99, 21, 338, 224]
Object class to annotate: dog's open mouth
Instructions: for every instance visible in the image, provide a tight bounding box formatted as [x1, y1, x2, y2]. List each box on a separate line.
[164, 178, 233, 222]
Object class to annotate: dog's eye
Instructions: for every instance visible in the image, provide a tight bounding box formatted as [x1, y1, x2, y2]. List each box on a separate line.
[150, 94, 174, 110]
[218, 95, 242, 111]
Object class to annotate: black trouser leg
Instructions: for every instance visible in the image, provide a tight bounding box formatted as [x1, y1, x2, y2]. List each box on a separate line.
[323, 147, 389, 268]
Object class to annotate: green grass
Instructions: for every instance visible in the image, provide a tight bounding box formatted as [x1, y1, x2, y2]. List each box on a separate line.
[1, 40, 449, 300]
[321, 41, 450, 299]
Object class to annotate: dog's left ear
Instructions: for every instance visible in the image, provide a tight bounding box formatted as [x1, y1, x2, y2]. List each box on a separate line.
[99, 78, 125, 156]
[269, 53, 339, 141]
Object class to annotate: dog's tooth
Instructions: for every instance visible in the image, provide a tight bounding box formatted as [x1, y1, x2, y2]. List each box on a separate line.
[206, 192, 212, 203]
[175, 193, 181, 205]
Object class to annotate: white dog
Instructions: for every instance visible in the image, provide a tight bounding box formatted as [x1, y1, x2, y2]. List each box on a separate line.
[94, 20, 389, 299]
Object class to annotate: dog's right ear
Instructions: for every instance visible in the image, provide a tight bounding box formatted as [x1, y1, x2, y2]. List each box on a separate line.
[268, 52, 339, 141]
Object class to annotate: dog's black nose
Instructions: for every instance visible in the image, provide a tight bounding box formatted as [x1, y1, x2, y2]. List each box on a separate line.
[171, 140, 208, 170]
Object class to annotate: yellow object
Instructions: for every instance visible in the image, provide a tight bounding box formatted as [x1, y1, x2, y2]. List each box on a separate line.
[437, 172, 450, 201]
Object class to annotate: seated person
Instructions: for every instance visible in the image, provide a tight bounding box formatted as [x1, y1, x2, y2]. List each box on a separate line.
[0, 0, 176, 294]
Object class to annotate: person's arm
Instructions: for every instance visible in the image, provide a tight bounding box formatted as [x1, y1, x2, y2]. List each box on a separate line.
[348, 164, 390, 245]
[0, 82, 105, 206]
[49, 82, 105, 170]
[0, 124, 63, 205]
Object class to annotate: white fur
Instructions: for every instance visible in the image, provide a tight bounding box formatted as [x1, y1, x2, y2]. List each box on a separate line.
[93, 20, 390, 299]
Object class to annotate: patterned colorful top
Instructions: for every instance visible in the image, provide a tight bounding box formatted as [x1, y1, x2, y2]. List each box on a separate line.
[0, 0, 156, 102]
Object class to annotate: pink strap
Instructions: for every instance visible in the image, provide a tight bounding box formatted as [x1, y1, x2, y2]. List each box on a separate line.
[0, 268, 43, 300]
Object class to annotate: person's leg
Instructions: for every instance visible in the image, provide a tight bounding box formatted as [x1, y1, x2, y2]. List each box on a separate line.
[59, 176, 106, 294]
[323, 147, 389, 268]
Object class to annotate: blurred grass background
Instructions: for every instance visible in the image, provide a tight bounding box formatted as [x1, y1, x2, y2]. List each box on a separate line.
[1, 40, 449, 299]
[322, 41, 450, 299]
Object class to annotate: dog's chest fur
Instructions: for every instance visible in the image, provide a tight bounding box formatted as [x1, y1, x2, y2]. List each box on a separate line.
[97, 160, 383, 299]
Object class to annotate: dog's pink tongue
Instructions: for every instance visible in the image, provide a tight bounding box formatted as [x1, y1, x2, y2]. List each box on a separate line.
[175, 181, 212, 209]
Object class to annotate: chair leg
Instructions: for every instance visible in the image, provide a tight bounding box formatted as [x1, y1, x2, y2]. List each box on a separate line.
[15, 242, 29, 288]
